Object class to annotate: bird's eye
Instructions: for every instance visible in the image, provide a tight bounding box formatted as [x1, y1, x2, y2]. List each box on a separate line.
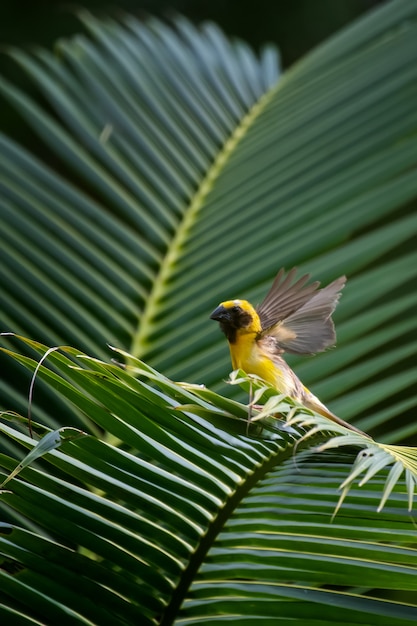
[231, 305, 240, 314]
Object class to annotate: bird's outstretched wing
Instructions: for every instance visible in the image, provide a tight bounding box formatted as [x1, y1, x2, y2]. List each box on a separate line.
[256, 268, 320, 330]
[257, 268, 346, 355]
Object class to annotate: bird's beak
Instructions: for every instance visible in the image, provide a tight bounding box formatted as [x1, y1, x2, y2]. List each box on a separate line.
[210, 304, 228, 321]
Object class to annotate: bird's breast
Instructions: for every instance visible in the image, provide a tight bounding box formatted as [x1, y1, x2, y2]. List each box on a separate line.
[228, 333, 282, 387]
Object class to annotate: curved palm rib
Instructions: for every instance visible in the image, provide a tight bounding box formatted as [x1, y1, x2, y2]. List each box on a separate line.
[131, 90, 278, 359]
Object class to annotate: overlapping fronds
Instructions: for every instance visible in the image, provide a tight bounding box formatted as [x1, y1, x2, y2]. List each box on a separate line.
[0, 338, 416, 624]
[1, 1, 417, 623]
[0, 1, 416, 442]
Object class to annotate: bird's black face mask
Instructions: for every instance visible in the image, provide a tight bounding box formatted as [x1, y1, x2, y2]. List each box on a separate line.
[210, 303, 253, 343]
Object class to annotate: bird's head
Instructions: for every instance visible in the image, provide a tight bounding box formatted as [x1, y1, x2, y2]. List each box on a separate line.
[210, 299, 261, 343]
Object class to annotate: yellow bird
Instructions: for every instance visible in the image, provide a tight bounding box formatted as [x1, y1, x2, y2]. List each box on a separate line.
[210, 267, 365, 435]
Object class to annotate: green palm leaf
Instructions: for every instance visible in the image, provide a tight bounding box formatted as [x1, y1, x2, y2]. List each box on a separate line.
[1, 339, 417, 624]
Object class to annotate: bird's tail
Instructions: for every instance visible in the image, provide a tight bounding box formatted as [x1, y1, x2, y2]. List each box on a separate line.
[304, 391, 368, 437]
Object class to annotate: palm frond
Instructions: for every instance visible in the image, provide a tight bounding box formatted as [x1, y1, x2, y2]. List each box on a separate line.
[1, 339, 417, 624]
[320, 438, 417, 515]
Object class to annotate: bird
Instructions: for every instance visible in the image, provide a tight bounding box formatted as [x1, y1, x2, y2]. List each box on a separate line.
[210, 267, 365, 435]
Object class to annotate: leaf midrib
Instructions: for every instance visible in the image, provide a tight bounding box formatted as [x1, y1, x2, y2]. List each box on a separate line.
[130, 88, 277, 359]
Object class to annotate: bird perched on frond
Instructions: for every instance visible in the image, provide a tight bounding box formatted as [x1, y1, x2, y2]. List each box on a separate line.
[210, 267, 365, 435]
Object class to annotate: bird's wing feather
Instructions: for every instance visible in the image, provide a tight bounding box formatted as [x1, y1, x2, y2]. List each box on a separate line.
[256, 268, 320, 331]
[259, 275, 346, 355]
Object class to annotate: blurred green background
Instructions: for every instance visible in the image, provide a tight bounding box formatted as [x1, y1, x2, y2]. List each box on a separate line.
[0, 1, 383, 65]
[0, 1, 385, 169]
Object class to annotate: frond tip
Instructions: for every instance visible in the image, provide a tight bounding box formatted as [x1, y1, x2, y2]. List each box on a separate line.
[318, 439, 417, 518]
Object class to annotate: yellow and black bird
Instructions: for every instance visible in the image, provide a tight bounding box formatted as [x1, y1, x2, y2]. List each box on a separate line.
[210, 267, 364, 435]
